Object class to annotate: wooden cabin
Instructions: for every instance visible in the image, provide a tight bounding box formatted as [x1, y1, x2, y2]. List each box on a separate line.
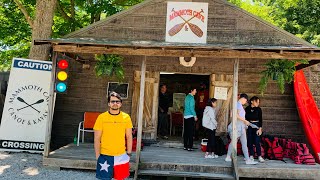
[36, 0, 320, 179]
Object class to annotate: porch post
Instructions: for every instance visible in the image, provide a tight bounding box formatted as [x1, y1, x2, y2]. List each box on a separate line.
[134, 56, 147, 179]
[44, 52, 57, 157]
[231, 58, 239, 179]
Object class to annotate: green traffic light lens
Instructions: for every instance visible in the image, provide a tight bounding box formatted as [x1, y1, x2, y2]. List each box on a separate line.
[56, 83, 67, 93]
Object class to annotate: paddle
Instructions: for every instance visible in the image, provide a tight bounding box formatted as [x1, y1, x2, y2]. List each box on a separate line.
[17, 97, 43, 113]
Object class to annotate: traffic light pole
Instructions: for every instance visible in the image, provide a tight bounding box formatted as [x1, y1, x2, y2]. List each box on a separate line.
[44, 51, 58, 157]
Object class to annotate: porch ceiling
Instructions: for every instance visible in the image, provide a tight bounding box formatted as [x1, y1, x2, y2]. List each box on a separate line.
[35, 38, 320, 60]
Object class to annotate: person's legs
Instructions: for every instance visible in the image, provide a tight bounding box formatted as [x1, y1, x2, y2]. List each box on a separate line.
[183, 118, 189, 149]
[254, 131, 262, 156]
[188, 118, 195, 149]
[211, 129, 216, 154]
[206, 128, 213, 153]
[226, 132, 233, 158]
[158, 113, 168, 137]
[247, 127, 254, 156]
[239, 131, 250, 160]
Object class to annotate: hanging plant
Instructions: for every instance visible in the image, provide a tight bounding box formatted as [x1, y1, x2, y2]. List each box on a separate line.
[94, 54, 125, 81]
[259, 59, 308, 95]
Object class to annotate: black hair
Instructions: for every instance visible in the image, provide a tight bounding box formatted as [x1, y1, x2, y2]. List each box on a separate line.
[160, 84, 167, 88]
[108, 91, 122, 103]
[189, 87, 197, 92]
[239, 93, 248, 101]
[249, 96, 260, 104]
[207, 98, 217, 106]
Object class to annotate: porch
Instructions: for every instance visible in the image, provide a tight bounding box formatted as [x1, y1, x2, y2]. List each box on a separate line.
[43, 141, 320, 179]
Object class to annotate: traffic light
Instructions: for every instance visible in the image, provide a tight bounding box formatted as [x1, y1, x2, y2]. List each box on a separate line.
[55, 55, 70, 93]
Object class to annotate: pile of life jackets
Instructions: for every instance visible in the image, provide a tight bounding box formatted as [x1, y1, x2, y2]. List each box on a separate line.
[226, 135, 317, 165]
[262, 136, 316, 165]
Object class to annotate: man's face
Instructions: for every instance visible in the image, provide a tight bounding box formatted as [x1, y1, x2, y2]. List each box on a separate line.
[108, 96, 122, 110]
[191, 89, 197, 95]
[161, 85, 167, 93]
[240, 98, 248, 105]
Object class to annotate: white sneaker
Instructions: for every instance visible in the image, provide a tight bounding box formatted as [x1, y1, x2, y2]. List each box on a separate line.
[205, 154, 213, 158]
[245, 159, 258, 165]
[225, 156, 231, 162]
[250, 156, 254, 161]
[211, 154, 219, 158]
[258, 156, 265, 163]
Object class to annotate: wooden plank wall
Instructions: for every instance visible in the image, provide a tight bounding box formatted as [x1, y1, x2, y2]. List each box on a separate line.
[69, 0, 305, 47]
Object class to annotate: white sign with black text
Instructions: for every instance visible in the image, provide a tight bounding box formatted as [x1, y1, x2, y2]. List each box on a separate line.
[165, 2, 208, 43]
[214, 87, 228, 100]
[0, 58, 52, 152]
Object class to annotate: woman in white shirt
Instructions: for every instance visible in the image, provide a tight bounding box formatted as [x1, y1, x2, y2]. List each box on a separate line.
[202, 98, 218, 158]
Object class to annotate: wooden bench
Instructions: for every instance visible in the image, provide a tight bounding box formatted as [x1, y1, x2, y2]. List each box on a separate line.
[77, 112, 102, 146]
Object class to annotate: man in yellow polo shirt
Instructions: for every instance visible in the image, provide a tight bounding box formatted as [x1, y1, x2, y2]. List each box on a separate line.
[94, 92, 133, 180]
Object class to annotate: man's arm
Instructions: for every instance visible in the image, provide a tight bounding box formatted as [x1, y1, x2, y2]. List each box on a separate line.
[190, 97, 198, 121]
[237, 109, 250, 125]
[125, 128, 133, 155]
[94, 130, 102, 160]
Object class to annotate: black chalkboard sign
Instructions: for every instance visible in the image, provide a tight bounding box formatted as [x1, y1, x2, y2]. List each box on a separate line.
[107, 82, 129, 99]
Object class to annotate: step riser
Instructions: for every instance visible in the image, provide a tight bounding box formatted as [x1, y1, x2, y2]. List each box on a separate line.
[140, 163, 233, 175]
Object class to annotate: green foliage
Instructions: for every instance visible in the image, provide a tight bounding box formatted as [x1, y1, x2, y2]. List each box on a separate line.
[94, 54, 124, 81]
[0, 0, 33, 71]
[229, 0, 320, 47]
[0, 0, 143, 71]
[259, 59, 308, 94]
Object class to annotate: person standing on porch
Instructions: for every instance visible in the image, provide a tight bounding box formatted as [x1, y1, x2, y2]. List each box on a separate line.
[245, 96, 265, 162]
[202, 98, 219, 158]
[93, 92, 133, 179]
[225, 93, 258, 165]
[158, 84, 170, 139]
[195, 82, 209, 140]
[183, 87, 198, 151]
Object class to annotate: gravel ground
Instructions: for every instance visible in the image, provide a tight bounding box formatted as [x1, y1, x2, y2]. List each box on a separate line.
[0, 151, 134, 180]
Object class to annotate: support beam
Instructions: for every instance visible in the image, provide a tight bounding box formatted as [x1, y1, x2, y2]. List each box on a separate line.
[296, 60, 320, 70]
[44, 52, 57, 157]
[52, 45, 320, 60]
[134, 56, 147, 180]
[231, 59, 239, 180]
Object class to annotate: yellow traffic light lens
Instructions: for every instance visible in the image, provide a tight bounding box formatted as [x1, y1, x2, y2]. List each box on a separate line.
[57, 71, 68, 81]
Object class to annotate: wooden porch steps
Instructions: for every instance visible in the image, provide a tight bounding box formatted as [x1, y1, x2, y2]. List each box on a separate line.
[138, 170, 234, 179]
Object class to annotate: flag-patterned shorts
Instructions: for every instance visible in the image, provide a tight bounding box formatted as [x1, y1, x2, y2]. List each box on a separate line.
[96, 153, 130, 180]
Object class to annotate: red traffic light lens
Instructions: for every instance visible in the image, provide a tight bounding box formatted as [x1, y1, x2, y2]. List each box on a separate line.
[58, 59, 68, 69]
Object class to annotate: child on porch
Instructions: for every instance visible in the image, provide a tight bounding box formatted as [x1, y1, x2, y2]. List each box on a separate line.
[202, 98, 219, 158]
[225, 93, 258, 165]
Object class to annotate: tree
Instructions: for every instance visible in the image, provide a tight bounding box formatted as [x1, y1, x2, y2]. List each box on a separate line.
[0, 0, 143, 70]
[229, 0, 320, 47]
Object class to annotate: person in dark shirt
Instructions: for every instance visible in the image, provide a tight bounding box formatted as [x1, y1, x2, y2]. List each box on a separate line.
[245, 96, 265, 163]
[158, 84, 170, 139]
[195, 82, 209, 140]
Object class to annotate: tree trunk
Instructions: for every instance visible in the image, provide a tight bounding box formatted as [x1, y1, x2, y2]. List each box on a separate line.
[28, 0, 57, 60]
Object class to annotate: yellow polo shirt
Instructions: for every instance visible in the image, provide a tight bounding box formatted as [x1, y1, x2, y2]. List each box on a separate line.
[93, 111, 133, 156]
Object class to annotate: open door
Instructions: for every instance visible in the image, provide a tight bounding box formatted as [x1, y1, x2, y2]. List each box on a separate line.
[209, 74, 233, 136]
[131, 71, 160, 140]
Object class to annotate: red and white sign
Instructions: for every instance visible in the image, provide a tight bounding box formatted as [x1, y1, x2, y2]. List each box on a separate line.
[165, 2, 208, 43]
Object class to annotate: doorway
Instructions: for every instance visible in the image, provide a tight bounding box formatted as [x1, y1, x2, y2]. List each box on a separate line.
[159, 73, 210, 140]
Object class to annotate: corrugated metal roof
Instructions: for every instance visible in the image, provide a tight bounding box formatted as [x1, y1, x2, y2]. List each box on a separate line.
[35, 38, 320, 51]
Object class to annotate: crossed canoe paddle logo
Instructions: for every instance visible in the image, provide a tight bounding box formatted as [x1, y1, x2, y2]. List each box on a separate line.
[17, 97, 44, 113]
[169, 8, 204, 38]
